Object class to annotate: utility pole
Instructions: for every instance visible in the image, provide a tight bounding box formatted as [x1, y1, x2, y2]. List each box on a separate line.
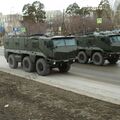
[83, 9, 85, 35]
[62, 9, 65, 35]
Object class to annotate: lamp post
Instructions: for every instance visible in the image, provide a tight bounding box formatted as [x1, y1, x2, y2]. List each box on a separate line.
[82, 8, 85, 35]
[62, 9, 65, 35]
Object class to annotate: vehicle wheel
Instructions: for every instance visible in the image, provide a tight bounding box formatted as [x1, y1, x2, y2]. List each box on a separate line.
[92, 52, 104, 65]
[58, 63, 71, 73]
[22, 56, 34, 72]
[108, 56, 119, 64]
[36, 59, 50, 76]
[8, 54, 18, 69]
[77, 51, 89, 64]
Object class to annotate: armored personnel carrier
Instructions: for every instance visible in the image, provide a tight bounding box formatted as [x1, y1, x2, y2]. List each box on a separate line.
[76, 32, 120, 65]
[4, 34, 77, 75]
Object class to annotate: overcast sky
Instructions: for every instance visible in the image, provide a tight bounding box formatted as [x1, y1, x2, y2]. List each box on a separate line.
[0, 0, 114, 15]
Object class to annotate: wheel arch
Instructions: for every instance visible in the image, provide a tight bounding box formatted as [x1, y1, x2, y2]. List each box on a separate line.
[78, 49, 86, 53]
[35, 56, 46, 63]
[21, 54, 46, 63]
[91, 50, 104, 58]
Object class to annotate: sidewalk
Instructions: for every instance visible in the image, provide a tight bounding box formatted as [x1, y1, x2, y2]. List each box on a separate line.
[0, 71, 120, 120]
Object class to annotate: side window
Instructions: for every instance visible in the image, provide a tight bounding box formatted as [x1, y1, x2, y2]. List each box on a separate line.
[77, 37, 85, 46]
[87, 37, 95, 45]
[32, 39, 39, 48]
[101, 37, 110, 45]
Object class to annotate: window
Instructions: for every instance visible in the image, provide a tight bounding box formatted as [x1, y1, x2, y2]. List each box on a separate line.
[53, 39, 65, 47]
[32, 40, 39, 48]
[110, 36, 120, 43]
[87, 37, 95, 45]
[101, 38, 110, 45]
[65, 39, 76, 46]
[53, 38, 76, 47]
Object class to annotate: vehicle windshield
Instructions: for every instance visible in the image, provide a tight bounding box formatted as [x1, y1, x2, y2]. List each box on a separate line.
[110, 36, 120, 43]
[53, 38, 76, 47]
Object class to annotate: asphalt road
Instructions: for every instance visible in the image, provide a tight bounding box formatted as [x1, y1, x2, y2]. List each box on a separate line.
[0, 47, 120, 104]
[71, 62, 120, 86]
[0, 47, 120, 85]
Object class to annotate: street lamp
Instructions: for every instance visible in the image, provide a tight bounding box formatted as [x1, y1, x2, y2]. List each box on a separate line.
[82, 8, 86, 35]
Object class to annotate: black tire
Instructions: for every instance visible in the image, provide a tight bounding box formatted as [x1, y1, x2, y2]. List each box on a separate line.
[8, 54, 18, 69]
[92, 52, 104, 65]
[77, 51, 89, 64]
[36, 59, 50, 76]
[22, 56, 34, 72]
[108, 56, 119, 64]
[58, 63, 71, 73]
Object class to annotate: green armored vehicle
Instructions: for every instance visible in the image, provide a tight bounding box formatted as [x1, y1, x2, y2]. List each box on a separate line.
[76, 32, 120, 65]
[4, 34, 77, 75]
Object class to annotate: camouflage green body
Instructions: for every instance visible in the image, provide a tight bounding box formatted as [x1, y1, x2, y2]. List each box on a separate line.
[76, 34, 120, 59]
[4, 35, 77, 67]
[77, 34, 120, 56]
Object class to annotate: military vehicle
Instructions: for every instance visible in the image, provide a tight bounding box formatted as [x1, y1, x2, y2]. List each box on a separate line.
[76, 32, 120, 65]
[4, 34, 77, 75]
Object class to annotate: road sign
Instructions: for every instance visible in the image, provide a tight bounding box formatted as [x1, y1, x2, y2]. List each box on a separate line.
[97, 18, 102, 24]
[20, 27, 26, 33]
[13, 27, 26, 33]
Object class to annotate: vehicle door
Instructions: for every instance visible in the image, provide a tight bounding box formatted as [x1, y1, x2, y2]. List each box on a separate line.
[86, 36, 96, 55]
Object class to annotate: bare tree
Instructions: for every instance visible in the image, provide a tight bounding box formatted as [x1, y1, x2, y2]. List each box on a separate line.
[21, 16, 47, 35]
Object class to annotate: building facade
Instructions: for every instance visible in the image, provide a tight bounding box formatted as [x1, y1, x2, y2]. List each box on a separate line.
[0, 13, 23, 33]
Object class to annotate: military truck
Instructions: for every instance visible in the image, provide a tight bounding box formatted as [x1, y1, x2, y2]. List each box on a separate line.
[4, 34, 77, 75]
[76, 32, 120, 65]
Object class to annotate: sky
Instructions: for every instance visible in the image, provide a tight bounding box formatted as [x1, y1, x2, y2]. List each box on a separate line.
[0, 0, 114, 15]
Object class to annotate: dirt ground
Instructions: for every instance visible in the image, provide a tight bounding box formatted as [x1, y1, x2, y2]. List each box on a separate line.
[0, 71, 120, 120]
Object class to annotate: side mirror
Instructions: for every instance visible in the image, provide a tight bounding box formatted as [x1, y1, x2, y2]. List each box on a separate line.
[47, 41, 53, 48]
